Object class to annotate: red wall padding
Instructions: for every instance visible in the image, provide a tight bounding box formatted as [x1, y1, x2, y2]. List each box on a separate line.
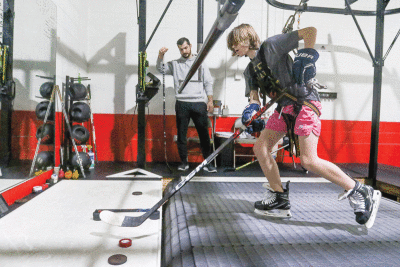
[10, 111, 400, 167]
[1, 170, 52, 205]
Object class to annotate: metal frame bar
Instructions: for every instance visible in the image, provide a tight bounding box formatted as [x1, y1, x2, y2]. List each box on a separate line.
[265, 0, 400, 16]
[344, 0, 376, 65]
[369, 0, 386, 187]
[137, 0, 176, 168]
[143, 0, 174, 52]
[0, 0, 14, 168]
[137, 0, 146, 168]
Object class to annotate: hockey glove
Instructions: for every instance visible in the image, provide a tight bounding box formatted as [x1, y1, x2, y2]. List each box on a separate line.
[246, 119, 266, 134]
[241, 103, 261, 125]
[292, 48, 319, 85]
[242, 103, 265, 134]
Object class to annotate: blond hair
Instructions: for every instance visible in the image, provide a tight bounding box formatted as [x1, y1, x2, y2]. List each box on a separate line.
[227, 24, 260, 56]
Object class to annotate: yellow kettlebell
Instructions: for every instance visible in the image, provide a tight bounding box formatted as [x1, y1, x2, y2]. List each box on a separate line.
[72, 170, 79, 180]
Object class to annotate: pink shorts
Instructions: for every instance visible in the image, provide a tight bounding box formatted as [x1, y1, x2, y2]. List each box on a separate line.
[265, 101, 322, 136]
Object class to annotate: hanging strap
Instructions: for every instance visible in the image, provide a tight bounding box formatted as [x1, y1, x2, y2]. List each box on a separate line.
[281, 113, 300, 158]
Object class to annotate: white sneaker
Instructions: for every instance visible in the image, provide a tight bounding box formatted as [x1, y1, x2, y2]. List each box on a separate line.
[177, 163, 189, 171]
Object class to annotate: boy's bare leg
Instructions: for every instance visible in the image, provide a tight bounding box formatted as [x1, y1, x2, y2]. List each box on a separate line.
[298, 133, 355, 191]
[253, 129, 286, 192]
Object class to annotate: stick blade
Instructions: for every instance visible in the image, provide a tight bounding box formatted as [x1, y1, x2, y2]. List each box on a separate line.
[99, 210, 145, 227]
[99, 210, 124, 226]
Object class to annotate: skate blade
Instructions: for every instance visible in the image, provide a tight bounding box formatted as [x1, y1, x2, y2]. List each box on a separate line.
[365, 190, 382, 229]
[254, 208, 292, 218]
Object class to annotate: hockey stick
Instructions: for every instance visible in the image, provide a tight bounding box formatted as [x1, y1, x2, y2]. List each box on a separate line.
[178, 0, 245, 93]
[224, 144, 289, 172]
[99, 92, 285, 227]
[163, 70, 172, 173]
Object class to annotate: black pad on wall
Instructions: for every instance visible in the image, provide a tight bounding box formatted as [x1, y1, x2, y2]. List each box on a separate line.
[70, 102, 90, 122]
[36, 151, 54, 170]
[70, 152, 91, 170]
[39, 82, 55, 99]
[69, 83, 87, 100]
[35, 101, 55, 121]
[71, 125, 90, 145]
[36, 123, 55, 144]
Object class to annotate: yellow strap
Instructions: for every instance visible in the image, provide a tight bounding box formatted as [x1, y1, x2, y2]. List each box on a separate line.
[283, 92, 321, 117]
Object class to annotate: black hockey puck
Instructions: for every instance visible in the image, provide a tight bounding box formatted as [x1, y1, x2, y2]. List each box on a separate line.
[132, 191, 143, 196]
[108, 254, 127, 265]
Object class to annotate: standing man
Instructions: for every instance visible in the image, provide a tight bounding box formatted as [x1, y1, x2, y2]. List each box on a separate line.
[157, 37, 217, 172]
[226, 24, 380, 228]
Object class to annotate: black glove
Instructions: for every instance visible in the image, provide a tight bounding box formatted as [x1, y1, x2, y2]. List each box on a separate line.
[246, 119, 265, 134]
[292, 48, 319, 85]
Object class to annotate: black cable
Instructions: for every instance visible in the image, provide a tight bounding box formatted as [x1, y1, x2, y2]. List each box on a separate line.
[144, 0, 174, 51]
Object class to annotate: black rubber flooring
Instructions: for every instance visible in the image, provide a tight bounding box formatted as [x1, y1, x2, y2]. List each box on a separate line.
[163, 181, 400, 267]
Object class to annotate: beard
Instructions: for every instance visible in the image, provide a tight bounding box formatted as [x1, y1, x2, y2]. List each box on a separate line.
[182, 52, 191, 58]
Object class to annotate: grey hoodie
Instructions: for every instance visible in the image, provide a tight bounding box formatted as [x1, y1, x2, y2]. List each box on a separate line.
[156, 55, 213, 103]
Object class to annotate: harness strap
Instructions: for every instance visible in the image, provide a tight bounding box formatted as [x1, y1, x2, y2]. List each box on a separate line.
[279, 93, 320, 159]
[281, 113, 301, 158]
[282, 92, 321, 117]
[249, 44, 321, 158]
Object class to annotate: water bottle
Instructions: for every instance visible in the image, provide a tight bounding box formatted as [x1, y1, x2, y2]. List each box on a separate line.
[88, 149, 95, 169]
[51, 172, 58, 183]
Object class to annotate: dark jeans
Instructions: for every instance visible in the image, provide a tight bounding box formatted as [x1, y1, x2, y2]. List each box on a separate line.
[175, 100, 211, 163]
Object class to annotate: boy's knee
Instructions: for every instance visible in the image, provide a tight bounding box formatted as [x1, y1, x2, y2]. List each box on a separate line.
[253, 141, 274, 159]
[300, 156, 316, 169]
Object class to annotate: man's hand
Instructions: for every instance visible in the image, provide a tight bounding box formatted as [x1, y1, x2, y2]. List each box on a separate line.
[207, 100, 213, 113]
[292, 48, 319, 85]
[158, 47, 168, 59]
[207, 96, 214, 113]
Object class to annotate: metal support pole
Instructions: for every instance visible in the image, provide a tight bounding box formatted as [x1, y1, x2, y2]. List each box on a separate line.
[0, 0, 14, 167]
[197, 0, 204, 82]
[197, 0, 204, 52]
[137, 0, 146, 168]
[368, 0, 386, 187]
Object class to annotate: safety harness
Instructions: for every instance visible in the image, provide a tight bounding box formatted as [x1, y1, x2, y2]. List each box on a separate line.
[249, 43, 321, 158]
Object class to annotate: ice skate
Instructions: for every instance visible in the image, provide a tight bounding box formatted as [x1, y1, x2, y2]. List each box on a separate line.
[254, 181, 292, 218]
[338, 180, 381, 228]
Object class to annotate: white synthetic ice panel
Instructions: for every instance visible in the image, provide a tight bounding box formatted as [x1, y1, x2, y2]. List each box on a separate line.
[0, 180, 162, 267]
[106, 168, 162, 179]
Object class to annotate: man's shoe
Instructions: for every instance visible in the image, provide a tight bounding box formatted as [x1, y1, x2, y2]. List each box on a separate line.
[177, 162, 189, 171]
[204, 163, 217, 173]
